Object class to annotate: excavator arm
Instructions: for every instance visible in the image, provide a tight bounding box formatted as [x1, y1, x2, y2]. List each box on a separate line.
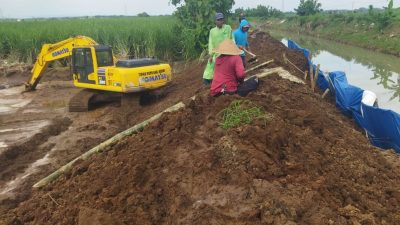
[25, 36, 98, 91]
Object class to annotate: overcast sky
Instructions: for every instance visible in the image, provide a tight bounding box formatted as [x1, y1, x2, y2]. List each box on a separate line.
[0, 0, 397, 19]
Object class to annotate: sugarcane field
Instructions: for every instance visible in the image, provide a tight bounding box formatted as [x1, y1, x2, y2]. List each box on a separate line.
[0, 1, 400, 225]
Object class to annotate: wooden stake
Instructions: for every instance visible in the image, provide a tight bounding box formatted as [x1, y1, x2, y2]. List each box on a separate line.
[309, 64, 314, 90]
[245, 60, 274, 73]
[48, 193, 61, 207]
[283, 53, 304, 74]
[312, 64, 320, 91]
[322, 89, 330, 99]
[304, 71, 308, 80]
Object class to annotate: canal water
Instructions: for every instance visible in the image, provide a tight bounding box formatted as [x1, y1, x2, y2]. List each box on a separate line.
[269, 30, 400, 113]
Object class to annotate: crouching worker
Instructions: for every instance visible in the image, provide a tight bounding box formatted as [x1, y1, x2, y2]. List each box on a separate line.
[210, 39, 259, 97]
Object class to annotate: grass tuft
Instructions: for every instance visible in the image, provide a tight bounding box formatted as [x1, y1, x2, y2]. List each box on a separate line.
[218, 100, 272, 130]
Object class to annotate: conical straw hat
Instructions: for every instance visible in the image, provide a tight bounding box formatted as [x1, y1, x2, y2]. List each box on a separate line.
[212, 39, 243, 55]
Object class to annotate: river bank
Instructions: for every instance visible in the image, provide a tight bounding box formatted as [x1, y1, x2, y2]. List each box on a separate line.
[263, 28, 400, 113]
[263, 17, 400, 57]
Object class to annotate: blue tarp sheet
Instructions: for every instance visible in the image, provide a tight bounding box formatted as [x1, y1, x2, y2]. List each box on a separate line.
[287, 40, 329, 91]
[288, 40, 400, 153]
[329, 71, 363, 117]
[361, 103, 400, 152]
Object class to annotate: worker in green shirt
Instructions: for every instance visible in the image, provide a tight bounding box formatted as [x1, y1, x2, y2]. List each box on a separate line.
[203, 12, 233, 85]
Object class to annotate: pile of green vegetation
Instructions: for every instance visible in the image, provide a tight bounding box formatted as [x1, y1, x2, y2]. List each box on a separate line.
[218, 100, 272, 130]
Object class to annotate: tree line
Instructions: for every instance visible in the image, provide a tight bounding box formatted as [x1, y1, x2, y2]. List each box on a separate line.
[167, 0, 396, 59]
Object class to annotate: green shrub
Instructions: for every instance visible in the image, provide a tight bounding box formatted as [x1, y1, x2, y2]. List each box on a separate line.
[171, 0, 235, 59]
[0, 16, 182, 63]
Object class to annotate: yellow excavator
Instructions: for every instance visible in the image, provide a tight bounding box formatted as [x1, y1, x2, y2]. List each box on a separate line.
[25, 36, 172, 111]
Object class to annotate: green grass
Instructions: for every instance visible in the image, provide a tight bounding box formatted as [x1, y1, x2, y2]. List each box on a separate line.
[0, 16, 181, 63]
[266, 9, 400, 56]
[218, 100, 271, 130]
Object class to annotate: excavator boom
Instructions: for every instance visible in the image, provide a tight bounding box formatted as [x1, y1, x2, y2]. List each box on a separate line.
[25, 36, 98, 91]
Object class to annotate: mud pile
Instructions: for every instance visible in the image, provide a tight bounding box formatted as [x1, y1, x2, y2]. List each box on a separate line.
[3, 70, 400, 224]
[111, 31, 309, 130]
[249, 31, 308, 76]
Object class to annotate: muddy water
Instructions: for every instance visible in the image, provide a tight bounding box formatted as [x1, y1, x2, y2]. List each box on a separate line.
[269, 30, 400, 113]
[0, 120, 51, 152]
[0, 86, 31, 114]
[0, 86, 49, 152]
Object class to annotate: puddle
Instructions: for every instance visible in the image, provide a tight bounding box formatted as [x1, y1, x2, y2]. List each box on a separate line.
[0, 86, 32, 114]
[0, 106, 13, 113]
[0, 128, 20, 133]
[0, 120, 50, 151]
[0, 152, 51, 199]
[0, 86, 24, 96]
[0, 142, 7, 148]
[0, 99, 31, 114]
[22, 108, 46, 114]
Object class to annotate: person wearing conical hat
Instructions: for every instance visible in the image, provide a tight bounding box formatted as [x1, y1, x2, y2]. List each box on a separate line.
[210, 39, 259, 97]
[203, 12, 234, 86]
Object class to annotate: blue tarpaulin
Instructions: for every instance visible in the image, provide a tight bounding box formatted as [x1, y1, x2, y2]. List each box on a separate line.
[288, 40, 400, 153]
[287, 40, 329, 91]
[361, 104, 400, 151]
[288, 40, 311, 60]
[329, 72, 363, 117]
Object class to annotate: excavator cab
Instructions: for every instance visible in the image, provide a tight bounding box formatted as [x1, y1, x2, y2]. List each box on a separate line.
[72, 46, 113, 85]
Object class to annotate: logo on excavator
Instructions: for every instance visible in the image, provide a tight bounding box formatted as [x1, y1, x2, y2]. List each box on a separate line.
[52, 48, 69, 57]
[140, 74, 167, 84]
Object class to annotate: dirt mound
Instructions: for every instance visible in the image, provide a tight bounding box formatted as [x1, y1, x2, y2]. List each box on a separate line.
[4, 73, 400, 225]
[111, 61, 207, 130]
[248, 31, 308, 78]
[110, 31, 308, 131]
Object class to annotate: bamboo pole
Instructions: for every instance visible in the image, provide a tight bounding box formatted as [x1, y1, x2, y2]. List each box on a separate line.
[245, 67, 282, 81]
[309, 64, 314, 90]
[312, 64, 320, 92]
[322, 89, 330, 99]
[283, 53, 304, 74]
[33, 102, 186, 188]
[245, 60, 274, 74]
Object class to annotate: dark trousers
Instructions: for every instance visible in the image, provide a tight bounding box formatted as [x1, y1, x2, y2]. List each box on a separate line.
[203, 79, 212, 86]
[214, 77, 259, 97]
[237, 76, 258, 96]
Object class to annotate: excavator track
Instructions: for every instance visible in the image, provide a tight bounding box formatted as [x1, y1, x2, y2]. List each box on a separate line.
[68, 84, 174, 112]
[68, 89, 121, 112]
[68, 89, 96, 112]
